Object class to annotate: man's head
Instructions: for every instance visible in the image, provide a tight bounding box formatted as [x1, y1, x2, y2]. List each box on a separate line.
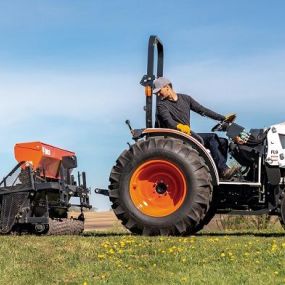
[153, 77, 173, 99]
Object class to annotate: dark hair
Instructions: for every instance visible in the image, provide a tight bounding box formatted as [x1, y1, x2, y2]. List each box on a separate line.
[168, 83, 173, 89]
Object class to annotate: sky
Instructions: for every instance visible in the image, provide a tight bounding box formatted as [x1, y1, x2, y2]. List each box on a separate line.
[0, 0, 285, 210]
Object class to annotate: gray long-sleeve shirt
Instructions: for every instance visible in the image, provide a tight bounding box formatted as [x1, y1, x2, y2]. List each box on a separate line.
[156, 93, 225, 129]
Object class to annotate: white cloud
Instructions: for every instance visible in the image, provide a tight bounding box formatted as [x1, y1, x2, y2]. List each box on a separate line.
[0, 70, 145, 126]
[168, 49, 285, 128]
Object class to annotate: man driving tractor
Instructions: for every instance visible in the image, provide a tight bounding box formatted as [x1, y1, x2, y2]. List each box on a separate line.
[154, 77, 240, 179]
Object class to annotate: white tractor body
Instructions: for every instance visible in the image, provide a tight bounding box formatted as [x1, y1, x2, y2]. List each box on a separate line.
[266, 122, 285, 168]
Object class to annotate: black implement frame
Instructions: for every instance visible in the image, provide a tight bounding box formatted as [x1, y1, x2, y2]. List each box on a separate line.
[0, 161, 91, 234]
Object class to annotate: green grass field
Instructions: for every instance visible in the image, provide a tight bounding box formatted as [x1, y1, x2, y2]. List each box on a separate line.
[1, 229, 285, 285]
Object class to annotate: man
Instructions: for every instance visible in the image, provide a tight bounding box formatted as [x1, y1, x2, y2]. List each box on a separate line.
[153, 77, 239, 179]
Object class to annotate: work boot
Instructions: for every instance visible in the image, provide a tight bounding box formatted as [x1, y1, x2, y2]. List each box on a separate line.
[221, 166, 240, 180]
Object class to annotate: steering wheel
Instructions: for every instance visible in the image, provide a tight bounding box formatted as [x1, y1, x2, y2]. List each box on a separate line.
[211, 113, 237, 132]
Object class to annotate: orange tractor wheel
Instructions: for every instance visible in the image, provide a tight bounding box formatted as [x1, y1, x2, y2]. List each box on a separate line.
[129, 159, 187, 217]
[109, 137, 213, 236]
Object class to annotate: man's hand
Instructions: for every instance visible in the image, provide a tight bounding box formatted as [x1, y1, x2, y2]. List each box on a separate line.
[177, 124, 191, 135]
[224, 113, 236, 123]
[234, 130, 251, 144]
[233, 136, 245, 144]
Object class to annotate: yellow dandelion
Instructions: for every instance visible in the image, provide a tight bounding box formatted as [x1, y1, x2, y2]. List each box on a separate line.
[221, 253, 226, 257]
[271, 244, 278, 252]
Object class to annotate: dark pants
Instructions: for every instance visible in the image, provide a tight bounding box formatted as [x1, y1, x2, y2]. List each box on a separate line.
[196, 132, 228, 174]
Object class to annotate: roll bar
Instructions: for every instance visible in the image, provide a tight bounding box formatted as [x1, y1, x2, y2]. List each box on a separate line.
[140, 35, 164, 128]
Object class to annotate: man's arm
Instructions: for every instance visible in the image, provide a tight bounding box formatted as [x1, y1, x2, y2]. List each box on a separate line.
[156, 104, 178, 129]
[189, 96, 225, 121]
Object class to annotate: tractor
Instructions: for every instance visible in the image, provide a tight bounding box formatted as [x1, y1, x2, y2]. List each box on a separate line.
[98, 35, 285, 236]
[0, 141, 91, 235]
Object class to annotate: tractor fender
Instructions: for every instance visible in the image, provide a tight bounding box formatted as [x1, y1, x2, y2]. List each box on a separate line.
[142, 128, 220, 185]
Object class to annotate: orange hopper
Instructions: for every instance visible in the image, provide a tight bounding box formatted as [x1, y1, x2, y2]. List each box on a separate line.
[14, 142, 75, 179]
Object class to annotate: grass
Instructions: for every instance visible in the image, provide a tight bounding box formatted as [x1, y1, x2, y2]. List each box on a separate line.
[1, 229, 285, 285]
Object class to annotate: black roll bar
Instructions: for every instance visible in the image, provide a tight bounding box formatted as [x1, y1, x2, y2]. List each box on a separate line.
[140, 35, 164, 128]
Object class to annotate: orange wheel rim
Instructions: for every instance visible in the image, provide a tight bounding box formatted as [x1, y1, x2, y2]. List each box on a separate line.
[129, 160, 187, 217]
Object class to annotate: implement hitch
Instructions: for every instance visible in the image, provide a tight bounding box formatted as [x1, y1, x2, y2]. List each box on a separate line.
[94, 188, 109, 196]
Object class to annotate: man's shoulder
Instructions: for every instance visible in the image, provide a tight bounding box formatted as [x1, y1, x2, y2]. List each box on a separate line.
[177, 93, 191, 98]
[157, 97, 168, 106]
[177, 93, 192, 102]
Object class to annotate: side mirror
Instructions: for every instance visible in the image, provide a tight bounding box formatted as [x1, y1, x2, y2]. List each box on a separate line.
[62, 155, 77, 169]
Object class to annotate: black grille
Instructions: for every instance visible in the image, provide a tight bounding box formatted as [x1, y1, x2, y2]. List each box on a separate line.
[279, 134, 285, 149]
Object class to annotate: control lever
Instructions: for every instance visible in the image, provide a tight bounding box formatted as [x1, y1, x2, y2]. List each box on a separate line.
[125, 119, 134, 135]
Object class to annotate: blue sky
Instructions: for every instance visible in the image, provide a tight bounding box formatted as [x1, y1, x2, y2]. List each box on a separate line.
[0, 1, 285, 210]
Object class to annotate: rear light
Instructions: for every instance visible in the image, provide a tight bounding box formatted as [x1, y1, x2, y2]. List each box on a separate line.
[145, 86, 152, 97]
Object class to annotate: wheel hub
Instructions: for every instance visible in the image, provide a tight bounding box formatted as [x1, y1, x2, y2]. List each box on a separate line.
[34, 224, 46, 233]
[155, 181, 168, 195]
[129, 159, 187, 217]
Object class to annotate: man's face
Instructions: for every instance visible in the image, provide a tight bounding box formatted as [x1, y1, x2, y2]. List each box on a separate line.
[156, 85, 171, 99]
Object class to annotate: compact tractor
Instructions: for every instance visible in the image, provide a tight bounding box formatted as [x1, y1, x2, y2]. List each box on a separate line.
[100, 35, 285, 236]
[0, 142, 91, 235]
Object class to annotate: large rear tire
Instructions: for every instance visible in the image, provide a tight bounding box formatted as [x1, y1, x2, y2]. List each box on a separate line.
[109, 137, 213, 236]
